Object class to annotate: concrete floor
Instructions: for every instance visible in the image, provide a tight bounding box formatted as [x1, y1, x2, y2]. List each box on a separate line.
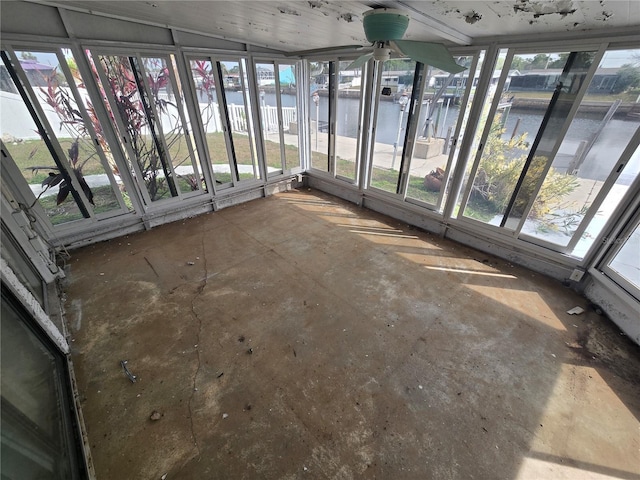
[62, 188, 640, 480]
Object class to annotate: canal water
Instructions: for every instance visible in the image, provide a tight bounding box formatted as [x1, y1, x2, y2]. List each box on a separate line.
[222, 91, 639, 183]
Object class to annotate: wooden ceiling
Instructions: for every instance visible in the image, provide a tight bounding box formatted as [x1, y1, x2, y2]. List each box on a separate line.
[27, 1, 640, 51]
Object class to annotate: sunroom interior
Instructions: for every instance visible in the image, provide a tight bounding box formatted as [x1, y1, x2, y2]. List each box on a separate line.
[1, 1, 639, 479]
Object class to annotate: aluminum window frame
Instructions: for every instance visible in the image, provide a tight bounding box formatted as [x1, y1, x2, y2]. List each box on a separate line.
[453, 43, 623, 252]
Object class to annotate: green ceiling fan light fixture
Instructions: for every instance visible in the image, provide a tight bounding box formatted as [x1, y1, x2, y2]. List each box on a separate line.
[285, 7, 466, 74]
[362, 8, 410, 42]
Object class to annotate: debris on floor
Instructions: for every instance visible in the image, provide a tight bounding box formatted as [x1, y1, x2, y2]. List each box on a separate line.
[567, 306, 585, 315]
[150, 411, 162, 421]
[120, 360, 137, 383]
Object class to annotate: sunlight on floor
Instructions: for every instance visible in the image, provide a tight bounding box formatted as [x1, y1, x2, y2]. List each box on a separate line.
[519, 365, 639, 479]
[347, 230, 420, 239]
[334, 223, 406, 233]
[465, 285, 567, 330]
[516, 456, 631, 480]
[425, 265, 518, 278]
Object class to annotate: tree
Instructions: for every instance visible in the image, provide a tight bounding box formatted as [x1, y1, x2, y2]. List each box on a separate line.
[526, 54, 553, 70]
[384, 58, 413, 72]
[612, 64, 640, 94]
[20, 51, 37, 61]
[549, 52, 596, 70]
[511, 56, 526, 71]
[470, 115, 578, 221]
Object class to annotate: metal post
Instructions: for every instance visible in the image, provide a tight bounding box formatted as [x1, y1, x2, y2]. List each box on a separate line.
[312, 91, 319, 151]
[260, 89, 266, 139]
[391, 92, 409, 170]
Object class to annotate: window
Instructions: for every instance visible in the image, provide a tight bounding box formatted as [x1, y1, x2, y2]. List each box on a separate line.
[604, 219, 640, 297]
[451, 46, 640, 259]
[521, 48, 640, 258]
[91, 52, 204, 203]
[1, 287, 86, 479]
[368, 58, 418, 195]
[1, 47, 129, 226]
[405, 53, 485, 210]
[309, 61, 330, 172]
[255, 61, 300, 176]
[334, 60, 365, 182]
[219, 59, 261, 183]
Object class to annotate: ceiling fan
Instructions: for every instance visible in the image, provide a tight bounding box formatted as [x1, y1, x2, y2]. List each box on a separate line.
[286, 8, 466, 74]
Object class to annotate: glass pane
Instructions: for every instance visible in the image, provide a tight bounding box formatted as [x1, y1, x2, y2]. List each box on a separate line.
[462, 51, 572, 225]
[189, 58, 232, 185]
[0, 226, 44, 307]
[504, 51, 597, 230]
[335, 60, 362, 180]
[406, 54, 481, 207]
[521, 48, 640, 254]
[608, 222, 640, 290]
[454, 48, 508, 218]
[573, 142, 640, 258]
[1, 292, 82, 479]
[256, 62, 283, 174]
[16, 49, 123, 216]
[97, 54, 175, 202]
[309, 61, 329, 171]
[1, 52, 85, 225]
[369, 59, 416, 194]
[221, 59, 260, 182]
[61, 49, 132, 213]
[142, 56, 202, 194]
[279, 63, 299, 171]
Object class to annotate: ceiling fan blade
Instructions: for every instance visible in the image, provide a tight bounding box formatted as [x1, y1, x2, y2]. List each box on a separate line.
[347, 53, 373, 70]
[284, 45, 365, 57]
[393, 40, 466, 74]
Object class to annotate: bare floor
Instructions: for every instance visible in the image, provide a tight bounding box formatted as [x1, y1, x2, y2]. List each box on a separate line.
[63, 188, 640, 480]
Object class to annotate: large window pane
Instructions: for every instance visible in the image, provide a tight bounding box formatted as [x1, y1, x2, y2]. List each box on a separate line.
[96, 54, 176, 202]
[503, 51, 597, 230]
[256, 62, 284, 175]
[607, 221, 640, 291]
[309, 61, 329, 171]
[15, 49, 126, 217]
[1, 289, 84, 479]
[141, 55, 203, 195]
[454, 48, 508, 218]
[221, 59, 260, 182]
[573, 141, 639, 258]
[461, 50, 573, 225]
[1, 226, 44, 306]
[1, 52, 86, 225]
[61, 49, 132, 213]
[369, 59, 416, 194]
[406, 54, 481, 208]
[521, 49, 640, 256]
[189, 58, 233, 185]
[334, 60, 363, 181]
[279, 63, 299, 172]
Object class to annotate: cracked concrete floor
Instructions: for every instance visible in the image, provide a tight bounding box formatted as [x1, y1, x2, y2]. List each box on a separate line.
[63, 188, 640, 480]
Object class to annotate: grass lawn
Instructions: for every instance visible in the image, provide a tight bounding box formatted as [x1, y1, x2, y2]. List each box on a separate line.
[38, 184, 122, 225]
[11, 132, 498, 224]
[370, 166, 496, 222]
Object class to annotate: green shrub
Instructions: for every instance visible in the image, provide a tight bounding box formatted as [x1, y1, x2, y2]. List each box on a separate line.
[470, 119, 578, 219]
